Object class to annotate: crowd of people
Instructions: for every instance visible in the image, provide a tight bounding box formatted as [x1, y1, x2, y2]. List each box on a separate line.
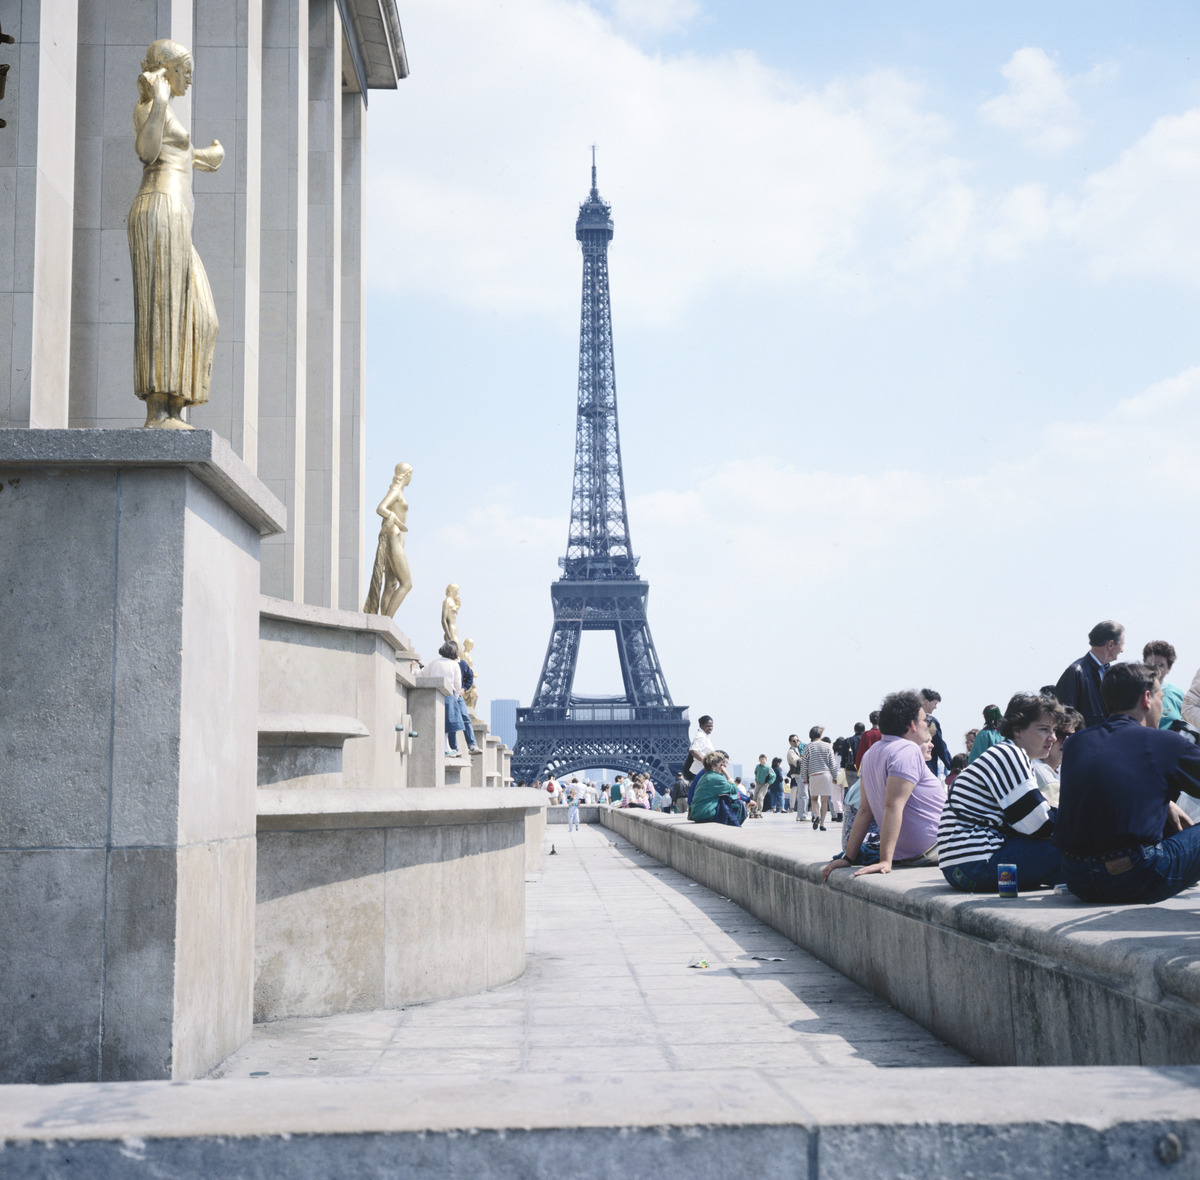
[624, 621, 1200, 908]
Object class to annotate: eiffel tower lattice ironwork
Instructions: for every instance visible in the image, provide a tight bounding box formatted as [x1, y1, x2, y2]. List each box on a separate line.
[511, 156, 689, 788]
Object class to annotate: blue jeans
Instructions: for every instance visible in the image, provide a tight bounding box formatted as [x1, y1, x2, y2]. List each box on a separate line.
[1063, 826, 1200, 904]
[942, 835, 1064, 894]
[444, 695, 476, 750]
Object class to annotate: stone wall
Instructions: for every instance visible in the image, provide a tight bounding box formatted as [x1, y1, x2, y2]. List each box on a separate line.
[3, 1067, 1198, 1177]
[254, 788, 541, 1019]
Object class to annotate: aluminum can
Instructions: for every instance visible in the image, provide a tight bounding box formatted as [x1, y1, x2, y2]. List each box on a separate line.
[997, 863, 1018, 898]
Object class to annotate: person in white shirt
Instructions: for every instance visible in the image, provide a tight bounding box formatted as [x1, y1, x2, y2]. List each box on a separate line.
[687, 716, 715, 779]
[423, 642, 480, 755]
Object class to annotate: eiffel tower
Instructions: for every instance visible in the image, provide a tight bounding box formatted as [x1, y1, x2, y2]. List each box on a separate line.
[511, 155, 689, 788]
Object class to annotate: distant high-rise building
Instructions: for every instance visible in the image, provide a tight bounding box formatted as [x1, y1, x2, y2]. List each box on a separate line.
[490, 699, 520, 749]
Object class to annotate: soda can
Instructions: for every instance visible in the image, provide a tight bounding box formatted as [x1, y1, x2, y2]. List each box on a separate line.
[997, 864, 1018, 898]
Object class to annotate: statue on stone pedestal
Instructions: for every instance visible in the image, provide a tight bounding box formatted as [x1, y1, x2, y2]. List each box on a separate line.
[363, 463, 414, 617]
[441, 583, 462, 655]
[129, 39, 224, 429]
[462, 637, 479, 714]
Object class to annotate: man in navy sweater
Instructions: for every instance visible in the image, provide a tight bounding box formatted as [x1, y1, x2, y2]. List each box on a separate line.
[1056, 662, 1200, 904]
[1054, 619, 1124, 728]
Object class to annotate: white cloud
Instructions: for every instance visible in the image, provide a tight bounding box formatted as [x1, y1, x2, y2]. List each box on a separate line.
[980, 47, 1082, 153]
[367, 0, 972, 324]
[1060, 109, 1200, 284]
[609, 0, 699, 36]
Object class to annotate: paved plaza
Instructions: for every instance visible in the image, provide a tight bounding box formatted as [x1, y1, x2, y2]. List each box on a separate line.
[213, 820, 967, 1080]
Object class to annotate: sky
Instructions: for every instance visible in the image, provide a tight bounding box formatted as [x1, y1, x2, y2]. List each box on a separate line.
[358, 0, 1200, 772]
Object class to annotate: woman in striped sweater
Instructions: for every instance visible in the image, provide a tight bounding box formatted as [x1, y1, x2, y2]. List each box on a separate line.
[938, 692, 1066, 893]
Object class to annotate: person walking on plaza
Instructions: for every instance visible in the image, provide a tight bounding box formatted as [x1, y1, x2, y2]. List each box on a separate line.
[967, 705, 1004, 763]
[786, 734, 805, 817]
[1054, 620, 1125, 728]
[845, 722, 865, 786]
[823, 691, 945, 880]
[1056, 662, 1200, 904]
[566, 780, 581, 832]
[769, 756, 786, 812]
[670, 771, 690, 815]
[752, 755, 771, 819]
[855, 711, 882, 771]
[920, 690, 953, 777]
[801, 726, 836, 830]
[939, 692, 1065, 894]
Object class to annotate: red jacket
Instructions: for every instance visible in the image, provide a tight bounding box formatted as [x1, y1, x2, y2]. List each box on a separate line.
[855, 728, 882, 770]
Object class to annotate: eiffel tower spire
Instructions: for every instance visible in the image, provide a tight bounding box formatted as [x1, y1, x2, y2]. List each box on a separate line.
[511, 156, 689, 788]
[564, 152, 635, 579]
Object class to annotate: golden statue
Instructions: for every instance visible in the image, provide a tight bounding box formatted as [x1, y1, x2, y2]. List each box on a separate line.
[440, 583, 461, 654]
[129, 39, 224, 428]
[462, 638, 479, 714]
[363, 463, 413, 617]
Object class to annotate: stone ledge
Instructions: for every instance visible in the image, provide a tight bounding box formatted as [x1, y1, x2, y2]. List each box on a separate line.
[1, 1068, 1197, 1178]
[257, 787, 547, 830]
[0, 427, 285, 536]
[258, 712, 370, 745]
[602, 809, 1200, 1066]
[259, 594, 416, 656]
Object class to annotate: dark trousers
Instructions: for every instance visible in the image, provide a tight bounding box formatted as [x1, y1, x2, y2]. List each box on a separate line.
[1063, 826, 1200, 904]
[942, 835, 1064, 894]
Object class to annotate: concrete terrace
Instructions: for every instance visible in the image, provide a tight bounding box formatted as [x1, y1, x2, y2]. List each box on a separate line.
[213, 821, 967, 1080]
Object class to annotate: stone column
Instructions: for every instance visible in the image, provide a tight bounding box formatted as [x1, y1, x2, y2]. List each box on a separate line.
[0, 0, 78, 430]
[258, 0, 307, 600]
[191, 0, 263, 470]
[302, 0, 341, 608]
[338, 89, 365, 610]
[409, 673, 451, 788]
[0, 428, 285, 1083]
[69, 0, 193, 429]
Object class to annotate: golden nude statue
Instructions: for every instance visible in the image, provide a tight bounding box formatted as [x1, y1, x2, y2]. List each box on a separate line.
[462, 638, 479, 713]
[440, 583, 461, 654]
[363, 463, 414, 617]
[129, 39, 224, 428]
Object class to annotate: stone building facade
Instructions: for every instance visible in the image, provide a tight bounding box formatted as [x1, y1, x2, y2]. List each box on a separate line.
[0, 0, 405, 610]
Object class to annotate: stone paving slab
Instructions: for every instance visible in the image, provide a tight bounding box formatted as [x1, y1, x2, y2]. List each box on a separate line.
[212, 823, 966, 1080]
[606, 807, 1200, 1067]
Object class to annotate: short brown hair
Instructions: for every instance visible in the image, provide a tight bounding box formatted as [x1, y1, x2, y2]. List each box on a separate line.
[1142, 640, 1177, 670]
[998, 692, 1064, 740]
[703, 751, 726, 771]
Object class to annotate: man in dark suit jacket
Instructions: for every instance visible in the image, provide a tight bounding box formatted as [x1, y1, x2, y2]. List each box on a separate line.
[1055, 620, 1125, 728]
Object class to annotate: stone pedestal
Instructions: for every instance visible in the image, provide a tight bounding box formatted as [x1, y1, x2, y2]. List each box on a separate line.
[0, 429, 284, 1083]
[409, 672, 450, 787]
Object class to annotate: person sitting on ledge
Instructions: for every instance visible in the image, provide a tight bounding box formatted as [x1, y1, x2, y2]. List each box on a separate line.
[823, 690, 945, 881]
[689, 751, 746, 827]
[938, 692, 1066, 894]
[1055, 662, 1200, 904]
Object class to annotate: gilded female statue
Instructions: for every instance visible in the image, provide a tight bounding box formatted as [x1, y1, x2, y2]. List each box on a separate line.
[363, 463, 414, 616]
[440, 583, 462, 654]
[128, 40, 224, 428]
[461, 638, 479, 714]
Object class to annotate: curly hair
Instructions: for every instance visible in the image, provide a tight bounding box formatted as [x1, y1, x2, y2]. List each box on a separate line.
[878, 691, 923, 737]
